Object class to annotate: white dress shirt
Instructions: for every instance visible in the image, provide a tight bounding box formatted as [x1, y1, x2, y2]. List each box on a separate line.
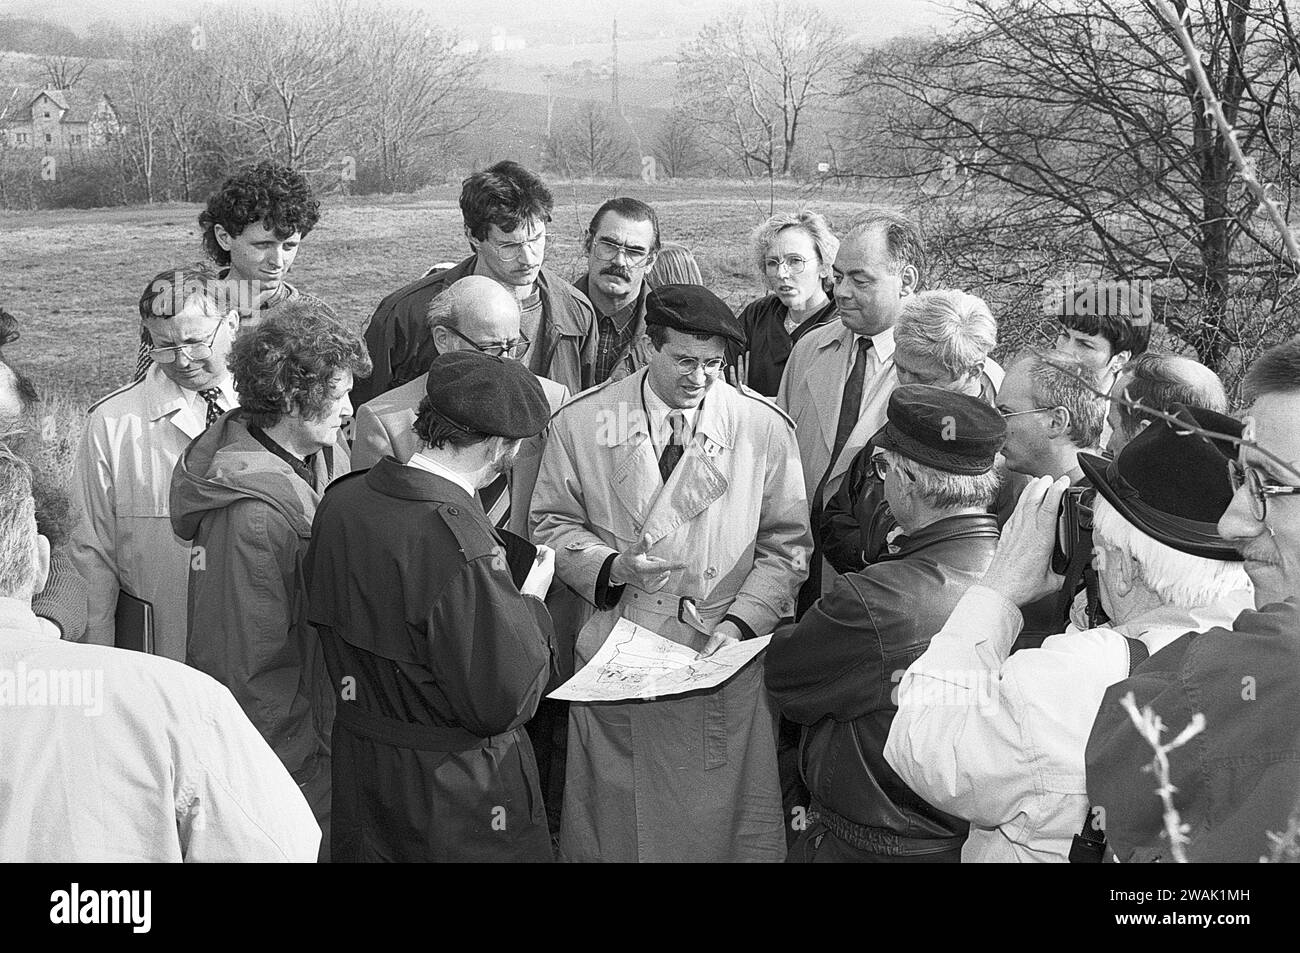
[405, 450, 479, 499]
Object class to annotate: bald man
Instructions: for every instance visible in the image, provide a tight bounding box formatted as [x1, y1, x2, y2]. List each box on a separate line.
[352, 276, 570, 538]
[1105, 351, 1227, 456]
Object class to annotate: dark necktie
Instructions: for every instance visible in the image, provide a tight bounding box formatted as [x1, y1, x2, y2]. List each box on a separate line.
[478, 473, 512, 529]
[658, 410, 688, 482]
[830, 337, 872, 469]
[199, 388, 225, 428]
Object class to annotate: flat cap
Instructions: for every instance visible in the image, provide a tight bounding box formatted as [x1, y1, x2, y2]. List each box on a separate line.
[874, 384, 1006, 475]
[424, 350, 550, 438]
[644, 283, 746, 347]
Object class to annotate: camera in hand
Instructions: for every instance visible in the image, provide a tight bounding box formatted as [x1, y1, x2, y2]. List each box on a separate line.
[1051, 485, 1094, 575]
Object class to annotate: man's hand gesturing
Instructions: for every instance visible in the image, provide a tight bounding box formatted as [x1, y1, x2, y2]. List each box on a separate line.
[610, 532, 688, 592]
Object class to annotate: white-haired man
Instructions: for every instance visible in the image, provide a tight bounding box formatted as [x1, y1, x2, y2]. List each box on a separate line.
[1085, 336, 1300, 862]
[822, 290, 1005, 574]
[884, 406, 1253, 862]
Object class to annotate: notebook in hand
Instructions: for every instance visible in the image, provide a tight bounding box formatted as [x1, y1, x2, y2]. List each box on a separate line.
[114, 590, 155, 654]
[497, 529, 539, 590]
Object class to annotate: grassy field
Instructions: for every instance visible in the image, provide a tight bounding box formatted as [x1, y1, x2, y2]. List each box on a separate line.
[0, 177, 892, 404]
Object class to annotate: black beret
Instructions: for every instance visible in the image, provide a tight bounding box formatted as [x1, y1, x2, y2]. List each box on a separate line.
[874, 384, 1007, 475]
[424, 350, 550, 439]
[644, 283, 746, 347]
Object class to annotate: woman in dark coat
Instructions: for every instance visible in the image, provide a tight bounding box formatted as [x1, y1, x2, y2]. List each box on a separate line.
[734, 210, 840, 397]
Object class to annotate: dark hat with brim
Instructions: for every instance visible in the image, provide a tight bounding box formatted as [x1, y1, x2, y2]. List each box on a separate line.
[424, 349, 550, 439]
[644, 283, 746, 347]
[873, 384, 1006, 475]
[1079, 403, 1243, 561]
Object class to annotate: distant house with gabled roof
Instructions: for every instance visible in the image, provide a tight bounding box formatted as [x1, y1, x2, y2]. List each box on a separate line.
[0, 86, 121, 153]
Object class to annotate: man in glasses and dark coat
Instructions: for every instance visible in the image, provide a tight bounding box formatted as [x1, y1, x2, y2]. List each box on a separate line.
[354, 160, 597, 404]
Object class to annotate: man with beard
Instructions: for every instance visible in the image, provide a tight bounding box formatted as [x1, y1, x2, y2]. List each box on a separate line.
[304, 350, 558, 861]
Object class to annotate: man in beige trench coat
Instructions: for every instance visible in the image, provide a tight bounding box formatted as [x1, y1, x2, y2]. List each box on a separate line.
[530, 284, 811, 862]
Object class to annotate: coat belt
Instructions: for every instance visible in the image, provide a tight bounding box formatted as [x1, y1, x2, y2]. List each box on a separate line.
[808, 801, 965, 857]
[335, 701, 497, 753]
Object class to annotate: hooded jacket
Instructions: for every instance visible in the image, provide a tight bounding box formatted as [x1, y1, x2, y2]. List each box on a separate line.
[170, 409, 347, 837]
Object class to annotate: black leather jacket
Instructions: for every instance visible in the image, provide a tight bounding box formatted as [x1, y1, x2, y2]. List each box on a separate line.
[767, 513, 1000, 853]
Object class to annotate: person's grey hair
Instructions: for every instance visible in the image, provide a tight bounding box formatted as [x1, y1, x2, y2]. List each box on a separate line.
[1243, 333, 1300, 403]
[750, 209, 839, 278]
[840, 209, 928, 290]
[1092, 497, 1251, 608]
[426, 291, 458, 332]
[0, 451, 38, 599]
[895, 290, 997, 380]
[882, 448, 1002, 511]
[1114, 352, 1228, 440]
[1021, 350, 1106, 449]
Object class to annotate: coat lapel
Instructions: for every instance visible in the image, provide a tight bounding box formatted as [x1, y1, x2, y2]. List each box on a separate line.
[805, 326, 851, 457]
[609, 405, 661, 527]
[636, 385, 733, 545]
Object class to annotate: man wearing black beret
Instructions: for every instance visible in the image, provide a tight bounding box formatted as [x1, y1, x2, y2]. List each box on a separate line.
[304, 350, 558, 862]
[767, 384, 1006, 862]
[531, 283, 812, 862]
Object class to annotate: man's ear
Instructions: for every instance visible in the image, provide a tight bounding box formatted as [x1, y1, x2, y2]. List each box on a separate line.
[213, 223, 235, 252]
[34, 532, 50, 596]
[1046, 405, 1073, 439]
[1113, 547, 1137, 598]
[1107, 349, 1132, 380]
[899, 263, 920, 297]
[430, 325, 451, 354]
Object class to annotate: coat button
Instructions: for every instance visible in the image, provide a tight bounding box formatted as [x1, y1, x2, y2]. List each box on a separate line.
[704, 567, 717, 579]
[447, 506, 459, 515]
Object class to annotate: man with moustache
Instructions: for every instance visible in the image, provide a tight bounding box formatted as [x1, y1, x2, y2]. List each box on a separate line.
[305, 350, 558, 862]
[530, 285, 811, 862]
[574, 197, 660, 383]
[1086, 336, 1300, 862]
[355, 160, 598, 403]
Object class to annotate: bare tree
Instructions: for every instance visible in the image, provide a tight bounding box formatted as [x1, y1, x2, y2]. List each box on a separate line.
[654, 109, 705, 178]
[547, 101, 633, 177]
[843, 0, 1300, 376]
[38, 39, 89, 91]
[341, 5, 486, 192]
[677, 1, 847, 177]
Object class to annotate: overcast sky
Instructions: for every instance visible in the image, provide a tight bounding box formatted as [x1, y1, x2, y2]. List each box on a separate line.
[8, 0, 957, 44]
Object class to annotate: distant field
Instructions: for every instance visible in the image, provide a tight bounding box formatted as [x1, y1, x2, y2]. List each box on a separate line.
[0, 177, 891, 404]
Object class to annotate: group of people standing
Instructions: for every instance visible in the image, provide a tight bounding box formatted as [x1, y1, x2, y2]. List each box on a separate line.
[1, 156, 1297, 864]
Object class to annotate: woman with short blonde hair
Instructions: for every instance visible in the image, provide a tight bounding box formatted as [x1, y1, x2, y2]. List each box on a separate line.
[736, 209, 840, 396]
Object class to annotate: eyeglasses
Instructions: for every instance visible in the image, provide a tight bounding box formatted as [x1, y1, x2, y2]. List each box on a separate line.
[593, 237, 653, 266]
[486, 231, 545, 263]
[447, 325, 530, 360]
[148, 318, 225, 364]
[673, 356, 726, 377]
[1227, 458, 1300, 521]
[763, 255, 810, 276]
[997, 405, 1064, 419]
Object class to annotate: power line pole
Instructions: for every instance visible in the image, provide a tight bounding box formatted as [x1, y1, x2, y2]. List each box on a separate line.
[611, 18, 620, 112]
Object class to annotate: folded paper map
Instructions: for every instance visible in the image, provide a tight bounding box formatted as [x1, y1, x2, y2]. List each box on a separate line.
[548, 617, 771, 702]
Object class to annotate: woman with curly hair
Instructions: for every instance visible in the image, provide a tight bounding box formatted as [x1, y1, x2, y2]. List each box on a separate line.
[734, 209, 840, 397]
[134, 161, 327, 380]
[170, 300, 371, 862]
